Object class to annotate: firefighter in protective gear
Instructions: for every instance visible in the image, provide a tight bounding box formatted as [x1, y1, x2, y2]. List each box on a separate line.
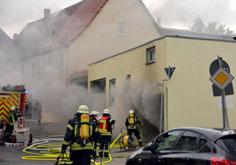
[9, 106, 17, 123]
[2, 107, 16, 143]
[90, 111, 100, 159]
[125, 109, 142, 147]
[61, 105, 95, 165]
[98, 109, 115, 158]
[0, 116, 3, 129]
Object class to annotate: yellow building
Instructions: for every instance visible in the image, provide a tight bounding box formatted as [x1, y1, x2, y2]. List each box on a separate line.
[88, 31, 236, 131]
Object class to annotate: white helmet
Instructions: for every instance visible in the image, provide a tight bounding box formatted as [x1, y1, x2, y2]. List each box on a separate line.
[10, 106, 16, 111]
[103, 109, 110, 115]
[90, 111, 99, 116]
[129, 109, 134, 114]
[77, 105, 89, 114]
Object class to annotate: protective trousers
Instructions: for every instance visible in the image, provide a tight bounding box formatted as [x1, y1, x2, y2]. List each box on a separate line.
[127, 129, 142, 146]
[70, 150, 92, 165]
[99, 135, 111, 158]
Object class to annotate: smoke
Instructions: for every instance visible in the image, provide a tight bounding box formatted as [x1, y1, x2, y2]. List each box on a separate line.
[26, 66, 105, 123]
[110, 80, 162, 136]
[143, 0, 236, 31]
[0, 0, 81, 37]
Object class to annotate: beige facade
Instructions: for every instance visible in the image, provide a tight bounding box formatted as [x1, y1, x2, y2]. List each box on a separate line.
[67, 0, 160, 76]
[20, 0, 160, 86]
[88, 36, 236, 131]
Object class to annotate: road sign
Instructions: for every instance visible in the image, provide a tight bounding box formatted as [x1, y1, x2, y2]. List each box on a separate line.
[212, 83, 234, 96]
[209, 57, 234, 129]
[210, 58, 230, 75]
[165, 66, 176, 79]
[210, 68, 234, 90]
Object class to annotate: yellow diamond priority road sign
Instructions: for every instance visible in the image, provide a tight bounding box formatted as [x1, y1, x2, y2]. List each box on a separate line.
[210, 68, 234, 90]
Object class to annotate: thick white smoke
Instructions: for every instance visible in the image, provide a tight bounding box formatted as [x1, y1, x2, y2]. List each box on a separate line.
[110, 81, 161, 137]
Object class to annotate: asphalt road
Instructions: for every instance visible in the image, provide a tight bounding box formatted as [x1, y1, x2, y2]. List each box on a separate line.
[0, 121, 145, 165]
[0, 145, 133, 165]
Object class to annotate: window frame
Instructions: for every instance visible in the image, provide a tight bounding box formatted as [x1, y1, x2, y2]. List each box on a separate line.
[146, 46, 156, 65]
[174, 130, 201, 152]
[151, 130, 183, 152]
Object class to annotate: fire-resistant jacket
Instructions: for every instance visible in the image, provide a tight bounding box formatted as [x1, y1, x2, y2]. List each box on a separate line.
[62, 114, 95, 151]
[98, 114, 115, 136]
[125, 114, 141, 130]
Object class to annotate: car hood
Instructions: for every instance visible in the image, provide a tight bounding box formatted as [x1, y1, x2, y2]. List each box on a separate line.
[128, 147, 145, 159]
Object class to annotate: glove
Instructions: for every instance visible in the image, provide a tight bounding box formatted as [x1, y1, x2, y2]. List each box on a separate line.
[61, 144, 67, 154]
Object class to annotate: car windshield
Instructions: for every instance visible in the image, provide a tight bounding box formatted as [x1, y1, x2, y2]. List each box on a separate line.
[216, 135, 236, 155]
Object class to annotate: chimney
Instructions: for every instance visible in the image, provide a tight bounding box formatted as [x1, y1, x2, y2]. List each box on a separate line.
[44, 8, 51, 19]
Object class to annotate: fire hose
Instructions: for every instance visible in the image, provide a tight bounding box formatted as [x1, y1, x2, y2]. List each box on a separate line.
[22, 130, 127, 164]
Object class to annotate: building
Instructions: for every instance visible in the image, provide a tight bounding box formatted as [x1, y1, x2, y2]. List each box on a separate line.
[0, 28, 12, 59]
[0, 28, 11, 51]
[88, 29, 236, 131]
[66, 0, 161, 78]
[14, 0, 160, 86]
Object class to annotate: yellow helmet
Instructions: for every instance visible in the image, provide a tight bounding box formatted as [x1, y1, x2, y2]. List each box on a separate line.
[77, 105, 89, 114]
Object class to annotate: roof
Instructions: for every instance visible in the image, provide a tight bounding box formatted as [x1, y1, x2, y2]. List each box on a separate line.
[160, 27, 236, 42]
[0, 28, 12, 50]
[55, 0, 108, 45]
[70, 70, 88, 80]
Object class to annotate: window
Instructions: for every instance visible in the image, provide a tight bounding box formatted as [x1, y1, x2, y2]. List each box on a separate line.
[216, 135, 236, 155]
[175, 131, 200, 151]
[109, 79, 116, 105]
[146, 47, 156, 64]
[152, 130, 182, 152]
[90, 78, 106, 93]
[198, 135, 211, 153]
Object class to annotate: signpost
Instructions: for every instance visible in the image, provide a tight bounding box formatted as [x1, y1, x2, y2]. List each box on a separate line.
[209, 57, 234, 128]
[159, 66, 175, 133]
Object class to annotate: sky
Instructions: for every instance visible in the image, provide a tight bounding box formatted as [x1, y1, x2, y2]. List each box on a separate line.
[0, 0, 236, 38]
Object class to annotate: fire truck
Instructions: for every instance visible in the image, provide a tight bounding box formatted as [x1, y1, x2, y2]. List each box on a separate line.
[0, 85, 31, 146]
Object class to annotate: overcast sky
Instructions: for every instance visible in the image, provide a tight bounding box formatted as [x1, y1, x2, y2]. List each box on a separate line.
[1, 0, 236, 38]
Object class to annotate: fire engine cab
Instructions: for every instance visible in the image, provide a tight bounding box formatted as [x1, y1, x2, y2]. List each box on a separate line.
[0, 85, 31, 147]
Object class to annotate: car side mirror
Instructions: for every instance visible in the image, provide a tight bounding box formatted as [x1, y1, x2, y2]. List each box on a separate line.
[145, 143, 157, 154]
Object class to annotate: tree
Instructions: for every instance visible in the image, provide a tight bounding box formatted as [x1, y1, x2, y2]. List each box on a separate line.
[191, 16, 205, 33]
[190, 16, 235, 35]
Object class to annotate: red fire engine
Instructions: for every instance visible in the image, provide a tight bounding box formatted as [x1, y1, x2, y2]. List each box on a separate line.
[0, 85, 31, 146]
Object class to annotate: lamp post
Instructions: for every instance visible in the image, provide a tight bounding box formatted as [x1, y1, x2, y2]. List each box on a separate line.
[158, 66, 175, 134]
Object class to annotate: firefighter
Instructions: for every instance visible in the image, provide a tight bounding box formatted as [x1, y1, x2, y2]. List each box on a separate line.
[98, 109, 115, 158]
[89, 111, 100, 159]
[125, 109, 142, 147]
[61, 105, 94, 165]
[0, 117, 3, 129]
[0, 117, 3, 145]
[3, 107, 16, 143]
[9, 106, 17, 123]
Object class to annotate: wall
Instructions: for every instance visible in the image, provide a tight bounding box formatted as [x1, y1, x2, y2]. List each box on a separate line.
[67, 0, 161, 77]
[88, 38, 168, 130]
[166, 37, 236, 130]
[88, 36, 236, 131]
[88, 39, 167, 105]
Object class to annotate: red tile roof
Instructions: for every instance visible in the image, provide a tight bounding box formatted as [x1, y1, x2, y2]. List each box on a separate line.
[54, 0, 108, 45]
